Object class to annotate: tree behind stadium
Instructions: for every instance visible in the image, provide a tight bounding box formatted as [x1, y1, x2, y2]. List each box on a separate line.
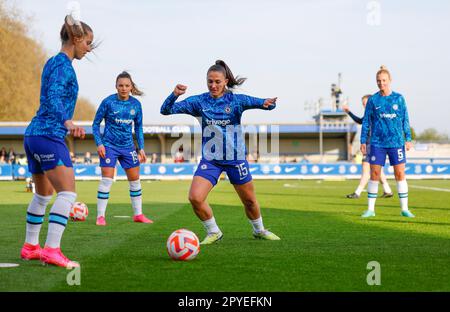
[0, 1, 95, 121]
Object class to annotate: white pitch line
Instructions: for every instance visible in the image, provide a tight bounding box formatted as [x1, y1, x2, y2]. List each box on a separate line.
[410, 185, 450, 193]
[113, 216, 131, 218]
[0, 263, 20, 268]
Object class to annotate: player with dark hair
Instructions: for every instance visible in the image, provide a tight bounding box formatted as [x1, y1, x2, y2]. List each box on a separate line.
[161, 60, 280, 244]
[93, 71, 153, 226]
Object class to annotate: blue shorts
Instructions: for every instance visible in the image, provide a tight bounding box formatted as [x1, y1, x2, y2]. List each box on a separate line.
[368, 145, 406, 166]
[24, 136, 72, 174]
[100, 145, 139, 169]
[194, 158, 252, 186]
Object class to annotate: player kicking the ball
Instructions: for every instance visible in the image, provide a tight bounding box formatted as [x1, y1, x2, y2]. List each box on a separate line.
[92, 72, 153, 226]
[21, 14, 94, 268]
[161, 60, 280, 244]
[360, 66, 414, 218]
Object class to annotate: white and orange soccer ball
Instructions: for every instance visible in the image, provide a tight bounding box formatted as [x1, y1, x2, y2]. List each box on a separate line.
[166, 229, 200, 261]
[70, 202, 89, 221]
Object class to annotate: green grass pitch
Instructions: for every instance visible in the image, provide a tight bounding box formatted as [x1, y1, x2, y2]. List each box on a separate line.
[1, 179, 449, 291]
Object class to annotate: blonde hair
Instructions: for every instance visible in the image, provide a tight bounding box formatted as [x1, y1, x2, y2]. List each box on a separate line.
[376, 65, 391, 79]
[361, 94, 372, 101]
[60, 15, 92, 43]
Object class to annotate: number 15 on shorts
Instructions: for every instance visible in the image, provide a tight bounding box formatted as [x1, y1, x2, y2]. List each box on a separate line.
[236, 163, 248, 180]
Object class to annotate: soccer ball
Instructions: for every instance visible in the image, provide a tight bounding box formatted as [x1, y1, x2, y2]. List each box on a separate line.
[70, 202, 89, 221]
[166, 229, 200, 261]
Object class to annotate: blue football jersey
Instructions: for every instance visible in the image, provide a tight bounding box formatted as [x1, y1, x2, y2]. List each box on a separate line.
[361, 91, 411, 148]
[25, 52, 78, 139]
[161, 91, 275, 161]
[92, 94, 144, 150]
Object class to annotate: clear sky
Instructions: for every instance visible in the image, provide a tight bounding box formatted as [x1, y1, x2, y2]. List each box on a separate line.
[11, 0, 450, 134]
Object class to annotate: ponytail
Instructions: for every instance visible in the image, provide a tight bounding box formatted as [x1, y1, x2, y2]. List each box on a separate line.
[116, 71, 144, 96]
[60, 15, 93, 44]
[207, 60, 246, 89]
[376, 65, 392, 80]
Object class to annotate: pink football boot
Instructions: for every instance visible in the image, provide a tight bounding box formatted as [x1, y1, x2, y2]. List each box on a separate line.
[20, 243, 42, 260]
[40, 246, 79, 268]
[96, 216, 106, 226]
[133, 214, 153, 224]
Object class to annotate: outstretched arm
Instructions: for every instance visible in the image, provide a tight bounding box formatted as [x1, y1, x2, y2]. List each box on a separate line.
[348, 111, 363, 124]
[360, 98, 372, 146]
[238, 94, 277, 113]
[342, 104, 363, 124]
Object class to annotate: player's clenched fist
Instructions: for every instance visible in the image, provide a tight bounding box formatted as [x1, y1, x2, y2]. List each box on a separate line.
[263, 97, 277, 108]
[174, 84, 187, 97]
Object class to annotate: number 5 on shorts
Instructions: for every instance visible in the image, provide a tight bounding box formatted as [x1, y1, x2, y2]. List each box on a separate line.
[397, 148, 404, 161]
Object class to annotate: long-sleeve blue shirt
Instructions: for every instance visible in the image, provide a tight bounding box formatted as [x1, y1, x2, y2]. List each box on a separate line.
[161, 91, 275, 161]
[361, 91, 412, 148]
[25, 52, 78, 139]
[92, 94, 144, 150]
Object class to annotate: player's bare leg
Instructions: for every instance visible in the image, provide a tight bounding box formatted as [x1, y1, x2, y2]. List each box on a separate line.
[234, 181, 280, 240]
[348, 161, 370, 198]
[189, 176, 222, 244]
[380, 169, 393, 198]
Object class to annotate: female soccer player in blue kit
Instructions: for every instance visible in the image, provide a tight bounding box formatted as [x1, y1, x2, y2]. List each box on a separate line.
[161, 60, 280, 244]
[93, 71, 153, 226]
[21, 15, 94, 268]
[360, 66, 414, 218]
[343, 95, 393, 199]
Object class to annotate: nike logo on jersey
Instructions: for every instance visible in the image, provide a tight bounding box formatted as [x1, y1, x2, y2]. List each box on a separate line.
[375, 106, 381, 110]
[113, 111, 120, 114]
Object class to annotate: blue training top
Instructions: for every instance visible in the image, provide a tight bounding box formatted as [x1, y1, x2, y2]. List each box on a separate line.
[92, 94, 144, 150]
[361, 91, 411, 148]
[161, 91, 275, 161]
[25, 52, 78, 139]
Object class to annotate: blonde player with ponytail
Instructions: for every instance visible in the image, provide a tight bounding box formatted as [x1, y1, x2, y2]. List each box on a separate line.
[21, 12, 94, 268]
[360, 66, 414, 218]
